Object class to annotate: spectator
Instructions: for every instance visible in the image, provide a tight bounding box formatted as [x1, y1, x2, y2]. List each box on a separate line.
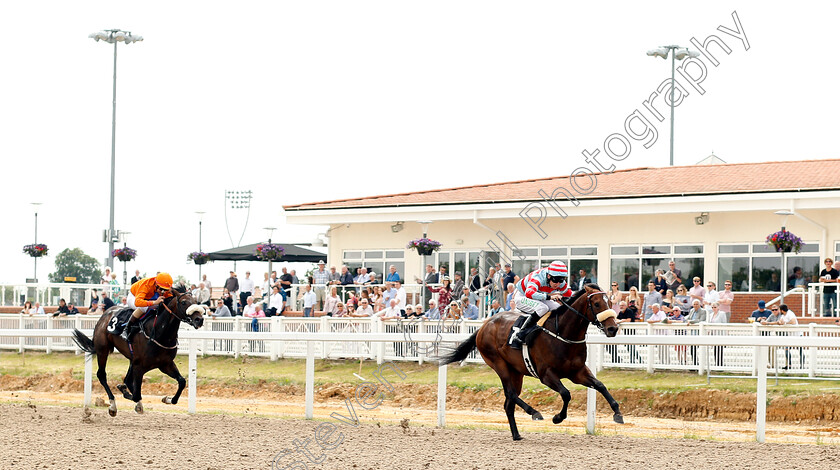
[614, 300, 639, 364]
[652, 269, 668, 295]
[279, 267, 293, 294]
[328, 266, 341, 287]
[505, 283, 516, 311]
[626, 286, 642, 308]
[101, 267, 112, 285]
[609, 282, 623, 306]
[708, 301, 727, 366]
[386, 265, 400, 282]
[487, 300, 503, 317]
[403, 305, 416, 318]
[313, 260, 329, 310]
[394, 280, 407, 315]
[110, 273, 121, 297]
[333, 303, 348, 318]
[674, 285, 691, 315]
[502, 263, 516, 292]
[642, 281, 663, 320]
[460, 296, 479, 320]
[718, 280, 734, 322]
[446, 301, 462, 320]
[789, 266, 807, 289]
[338, 265, 355, 297]
[195, 282, 211, 306]
[624, 299, 640, 321]
[131, 269, 141, 285]
[20, 301, 36, 315]
[224, 271, 239, 314]
[438, 265, 448, 281]
[300, 284, 316, 317]
[616, 301, 635, 323]
[492, 263, 504, 305]
[368, 269, 377, 285]
[88, 291, 100, 315]
[664, 303, 684, 323]
[646, 304, 666, 323]
[290, 270, 300, 286]
[222, 288, 236, 315]
[760, 305, 781, 325]
[703, 281, 720, 313]
[777, 303, 803, 369]
[685, 299, 707, 324]
[688, 277, 706, 306]
[428, 277, 453, 312]
[576, 269, 592, 291]
[414, 303, 425, 317]
[819, 258, 839, 317]
[245, 301, 265, 332]
[346, 291, 359, 311]
[451, 272, 465, 296]
[370, 286, 383, 312]
[355, 268, 371, 287]
[202, 274, 212, 290]
[355, 298, 374, 317]
[240, 271, 255, 310]
[99, 291, 116, 311]
[666, 260, 683, 292]
[241, 296, 257, 317]
[750, 300, 771, 322]
[480, 267, 497, 305]
[266, 286, 286, 317]
[378, 299, 401, 320]
[425, 299, 441, 319]
[661, 289, 676, 314]
[119, 296, 128, 306]
[261, 272, 271, 295]
[212, 299, 231, 318]
[54, 299, 78, 317]
[468, 268, 481, 304]
[323, 286, 340, 316]
[415, 264, 439, 309]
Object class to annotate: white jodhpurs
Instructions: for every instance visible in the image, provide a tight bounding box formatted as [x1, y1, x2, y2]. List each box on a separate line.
[513, 291, 559, 317]
[126, 293, 149, 313]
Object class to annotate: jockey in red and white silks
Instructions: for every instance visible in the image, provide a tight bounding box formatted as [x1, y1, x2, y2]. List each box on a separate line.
[509, 260, 573, 348]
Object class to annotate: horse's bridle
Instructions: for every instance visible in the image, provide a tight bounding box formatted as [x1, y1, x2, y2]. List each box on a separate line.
[159, 293, 196, 326]
[558, 290, 612, 333]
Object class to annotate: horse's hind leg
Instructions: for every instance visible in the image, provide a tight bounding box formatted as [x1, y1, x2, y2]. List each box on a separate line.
[131, 367, 146, 414]
[158, 361, 186, 405]
[496, 365, 533, 441]
[539, 369, 571, 424]
[95, 351, 118, 417]
[571, 366, 624, 424]
[507, 373, 542, 421]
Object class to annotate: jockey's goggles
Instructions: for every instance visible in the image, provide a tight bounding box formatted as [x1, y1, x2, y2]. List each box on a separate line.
[547, 275, 566, 284]
[157, 285, 171, 292]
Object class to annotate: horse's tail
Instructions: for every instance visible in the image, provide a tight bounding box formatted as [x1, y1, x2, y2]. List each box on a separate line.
[438, 331, 478, 365]
[71, 329, 96, 356]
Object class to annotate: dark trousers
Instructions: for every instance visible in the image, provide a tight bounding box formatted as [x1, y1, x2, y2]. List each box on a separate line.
[239, 292, 251, 311]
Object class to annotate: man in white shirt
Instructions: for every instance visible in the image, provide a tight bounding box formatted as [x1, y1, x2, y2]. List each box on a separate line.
[703, 281, 720, 313]
[201, 274, 211, 290]
[32, 302, 46, 315]
[300, 284, 317, 317]
[195, 282, 211, 306]
[240, 271, 255, 311]
[378, 299, 401, 320]
[354, 298, 374, 317]
[394, 280, 407, 315]
[313, 260, 330, 310]
[645, 304, 666, 323]
[777, 304, 802, 369]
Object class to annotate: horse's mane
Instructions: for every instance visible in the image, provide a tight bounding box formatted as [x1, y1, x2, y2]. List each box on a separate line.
[171, 283, 188, 294]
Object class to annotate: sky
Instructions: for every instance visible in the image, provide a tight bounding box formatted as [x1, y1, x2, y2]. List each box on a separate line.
[2, 2, 838, 288]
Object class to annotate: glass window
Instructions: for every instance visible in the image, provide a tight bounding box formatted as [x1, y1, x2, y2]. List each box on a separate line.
[345, 261, 363, 277]
[643, 245, 671, 255]
[343, 251, 361, 259]
[365, 251, 383, 259]
[674, 245, 703, 254]
[611, 246, 639, 255]
[674, 257, 704, 285]
[641, 258, 669, 286]
[752, 257, 781, 291]
[513, 259, 539, 279]
[541, 247, 567, 257]
[514, 248, 538, 257]
[799, 244, 819, 253]
[836, 241, 840, 255]
[719, 244, 748, 254]
[453, 253, 466, 278]
[569, 259, 598, 286]
[469, 251, 482, 277]
[385, 250, 404, 259]
[437, 253, 450, 276]
[718, 258, 749, 292]
[610, 258, 640, 291]
[786, 256, 819, 288]
[571, 247, 597, 256]
[752, 243, 777, 254]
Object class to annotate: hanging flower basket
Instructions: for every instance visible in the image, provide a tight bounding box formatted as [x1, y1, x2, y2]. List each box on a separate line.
[766, 230, 804, 254]
[23, 244, 48, 258]
[255, 243, 284, 261]
[112, 247, 137, 262]
[406, 238, 442, 256]
[188, 251, 210, 265]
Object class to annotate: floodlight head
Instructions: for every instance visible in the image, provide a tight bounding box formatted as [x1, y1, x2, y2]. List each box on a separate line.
[687, 50, 700, 58]
[774, 210, 795, 216]
[646, 48, 669, 59]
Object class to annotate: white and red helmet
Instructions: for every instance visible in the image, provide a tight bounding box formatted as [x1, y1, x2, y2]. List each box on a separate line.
[546, 261, 568, 283]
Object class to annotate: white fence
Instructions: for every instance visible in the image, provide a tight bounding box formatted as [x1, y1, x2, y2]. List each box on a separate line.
[2, 328, 839, 443]
[4, 314, 840, 377]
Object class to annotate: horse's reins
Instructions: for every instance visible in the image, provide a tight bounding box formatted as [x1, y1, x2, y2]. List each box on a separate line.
[143, 293, 194, 349]
[538, 290, 613, 344]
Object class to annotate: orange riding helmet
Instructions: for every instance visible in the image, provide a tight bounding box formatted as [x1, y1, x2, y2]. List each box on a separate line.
[155, 272, 174, 290]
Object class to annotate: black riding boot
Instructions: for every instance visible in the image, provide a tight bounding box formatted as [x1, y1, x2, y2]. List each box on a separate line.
[121, 315, 140, 343]
[509, 312, 540, 350]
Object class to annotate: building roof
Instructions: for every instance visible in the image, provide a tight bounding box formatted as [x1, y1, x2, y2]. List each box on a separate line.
[284, 159, 840, 211]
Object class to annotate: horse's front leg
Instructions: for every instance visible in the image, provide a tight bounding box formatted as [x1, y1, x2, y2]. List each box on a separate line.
[132, 368, 146, 414]
[571, 366, 624, 424]
[158, 361, 187, 405]
[116, 365, 134, 400]
[539, 369, 571, 424]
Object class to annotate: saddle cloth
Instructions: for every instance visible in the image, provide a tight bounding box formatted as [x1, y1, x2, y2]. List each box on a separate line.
[105, 307, 152, 335]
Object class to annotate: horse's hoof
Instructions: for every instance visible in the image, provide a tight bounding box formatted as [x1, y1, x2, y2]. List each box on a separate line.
[512, 435, 523, 441]
[614, 414, 624, 424]
[135, 402, 144, 414]
[532, 412, 543, 421]
[108, 409, 116, 417]
[162, 396, 174, 405]
[552, 413, 566, 424]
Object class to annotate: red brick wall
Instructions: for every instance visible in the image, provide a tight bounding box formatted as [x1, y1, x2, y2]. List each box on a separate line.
[730, 292, 812, 323]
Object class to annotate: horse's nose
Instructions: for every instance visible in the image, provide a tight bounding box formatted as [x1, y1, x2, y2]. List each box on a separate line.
[606, 325, 619, 337]
[194, 317, 204, 328]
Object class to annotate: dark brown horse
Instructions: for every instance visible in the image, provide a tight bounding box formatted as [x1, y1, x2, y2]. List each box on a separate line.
[440, 284, 622, 440]
[72, 288, 206, 416]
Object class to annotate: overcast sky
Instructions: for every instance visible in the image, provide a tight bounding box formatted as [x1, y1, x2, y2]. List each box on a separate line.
[2, 2, 838, 287]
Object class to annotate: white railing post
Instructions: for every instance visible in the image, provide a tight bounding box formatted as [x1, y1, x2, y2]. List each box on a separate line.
[437, 362, 447, 428]
[698, 322, 707, 375]
[234, 317, 242, 359]
[305, 341, 314, 419]
[18, 315, 24, 353]
[752, 322, 760, 377]
[83, 353, 92, 407]
[270, 317, 280, 361]
[586, 342, 597, 434]
[808, 323, 817, 378]
[46, 315, 53, 354]
[375, 318, 384, 365]
[320, 316, 330, 359]
[188, 337, 197, 414]
[756, 344, 767, 443]
[646, 322, 654, 373]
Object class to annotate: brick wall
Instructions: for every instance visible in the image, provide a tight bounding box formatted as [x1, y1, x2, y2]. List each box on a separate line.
[730, 292, 818, 323]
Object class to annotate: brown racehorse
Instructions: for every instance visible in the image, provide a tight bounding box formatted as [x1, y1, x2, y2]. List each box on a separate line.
[72, 288, 206, 416]
[440, 284, 622, 440]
